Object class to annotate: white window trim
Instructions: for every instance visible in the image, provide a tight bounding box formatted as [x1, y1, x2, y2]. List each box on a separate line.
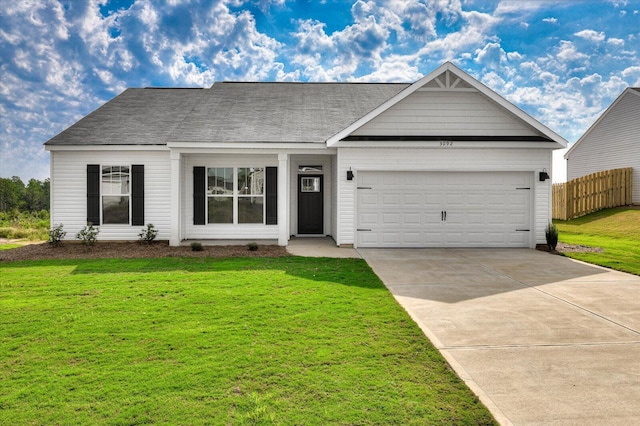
[101, 164, 131, 225]
[206, 166, 265, 225]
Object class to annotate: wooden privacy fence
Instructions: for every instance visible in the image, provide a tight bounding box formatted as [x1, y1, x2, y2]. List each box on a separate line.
[553, 167, 633, 220]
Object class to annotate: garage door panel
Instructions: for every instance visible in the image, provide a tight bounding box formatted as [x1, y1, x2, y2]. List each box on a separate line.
[357, 171, 532, 248]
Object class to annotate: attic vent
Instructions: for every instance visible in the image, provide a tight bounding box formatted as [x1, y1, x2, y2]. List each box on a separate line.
[421, 70, 474, 91]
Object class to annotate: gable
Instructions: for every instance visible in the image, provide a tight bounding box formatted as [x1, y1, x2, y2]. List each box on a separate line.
[352, 80, 542, 138]
[328, 63, 567, 147]
[565, 88, 640, 159]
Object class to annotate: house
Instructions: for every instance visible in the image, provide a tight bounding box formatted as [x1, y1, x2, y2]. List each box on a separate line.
[565, 87, 640, 203]
[45, 62, 567, 248]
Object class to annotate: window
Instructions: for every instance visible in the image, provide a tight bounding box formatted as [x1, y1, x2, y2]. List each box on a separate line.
[206, 167, 265, 224]
[102, 166, 130, 224]
[207, 167, 233, 223]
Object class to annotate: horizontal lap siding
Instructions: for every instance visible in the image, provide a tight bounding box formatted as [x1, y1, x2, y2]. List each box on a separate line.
[337, 148, 551, 247]
[567, 93, 640, 203]
[183, 154, 279, 240]
[50, 150, 171, 240]
[352, 91, 539, 137]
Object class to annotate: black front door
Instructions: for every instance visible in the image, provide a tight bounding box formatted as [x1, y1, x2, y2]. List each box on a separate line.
[298, 175, 323, 234]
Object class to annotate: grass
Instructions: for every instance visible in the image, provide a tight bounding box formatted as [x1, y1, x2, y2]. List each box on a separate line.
[0, 243, 22, 251]
[0, 256, 495, 425]
[0, 210, 49, 241]
[554, 207, 640, 275]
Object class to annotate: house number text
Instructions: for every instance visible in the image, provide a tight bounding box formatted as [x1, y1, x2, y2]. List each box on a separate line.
[439, 140, 453, 147]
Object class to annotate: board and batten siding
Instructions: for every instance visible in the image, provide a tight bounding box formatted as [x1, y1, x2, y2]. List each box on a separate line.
[50, 150, 172, 240]
[182, 154, 280, 240]
[567, 91, 640, 203]
[336, 147, 552, 248]
[352, 91, 539, 137]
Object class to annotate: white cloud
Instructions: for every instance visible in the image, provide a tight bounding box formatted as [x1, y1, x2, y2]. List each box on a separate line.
[354, 59, 422, 82]
[543, 17, 558, 24]
[556, 40, 588, 62]
[574, 29, 606, 42]
[474, 42, 506, 69]
[607, 37, 625, 46]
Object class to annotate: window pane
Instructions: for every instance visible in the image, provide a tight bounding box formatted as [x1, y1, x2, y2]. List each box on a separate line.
[102, 166, 130, 195]
[208, 168, 233, 195]
[208, 197, 233, 223]
[238, 197, 264, 223]
[238, 168, 264, 195]
[301, 177, 321, 192]
[103, 196, 129, 224]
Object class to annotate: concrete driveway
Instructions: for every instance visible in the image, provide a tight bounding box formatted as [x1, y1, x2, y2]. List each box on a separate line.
[359, 248, 640, 426]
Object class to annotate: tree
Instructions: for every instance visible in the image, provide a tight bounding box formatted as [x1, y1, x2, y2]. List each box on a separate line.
[0, 176, 26, 212]
[0, 176, 49, 212]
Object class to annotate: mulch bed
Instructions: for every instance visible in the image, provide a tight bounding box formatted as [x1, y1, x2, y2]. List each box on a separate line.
[536, 242, 604, 255]
[0, 241, 289, 262]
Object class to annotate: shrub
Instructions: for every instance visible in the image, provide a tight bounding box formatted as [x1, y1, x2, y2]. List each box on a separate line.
[545, 222, 559, 251]
[138, 223, 158, 244]
[48, 224, 66, 247]
[76, 223, 99, 246]
[247, 242, 259, 251]
[191, 242, 203, 252]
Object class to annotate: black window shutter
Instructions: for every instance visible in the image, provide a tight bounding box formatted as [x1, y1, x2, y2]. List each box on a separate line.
[87, 164, 100, 225]
[131, 165, 144, 226]
[265, 167, 277, 225]
[193, 167, 206, 225]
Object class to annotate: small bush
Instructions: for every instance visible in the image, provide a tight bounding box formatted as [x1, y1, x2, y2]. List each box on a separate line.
[76, 223, 99, 246]
[138, 223, 158, 244]
[247, 242, 259, 251]
[545, 222, 559, 251]
[48, 224, 66, 247]
[191, 242, 203, 252]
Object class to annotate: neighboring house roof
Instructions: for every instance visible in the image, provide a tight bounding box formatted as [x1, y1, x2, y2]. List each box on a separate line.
[45, 82, 408, 146]
[565, 87, 640, 159]
[45, 88, 206, 146]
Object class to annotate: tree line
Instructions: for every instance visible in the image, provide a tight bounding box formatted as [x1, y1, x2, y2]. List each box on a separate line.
[0, 176, 50, 212]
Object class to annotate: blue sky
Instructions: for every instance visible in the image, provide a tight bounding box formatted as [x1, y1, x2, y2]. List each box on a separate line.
[1, 0, 640, 182]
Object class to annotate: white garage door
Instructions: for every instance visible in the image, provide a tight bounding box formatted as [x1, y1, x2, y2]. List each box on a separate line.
[357, 171, 532, 248]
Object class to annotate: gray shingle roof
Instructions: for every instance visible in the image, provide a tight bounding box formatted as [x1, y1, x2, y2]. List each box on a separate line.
[45, 88, 206, 146]
[45, 82, 409, 146]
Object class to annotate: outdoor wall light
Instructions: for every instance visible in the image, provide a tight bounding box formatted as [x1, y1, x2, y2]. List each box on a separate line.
[347, 169, 354, 181]
[539, 169, 550, 181]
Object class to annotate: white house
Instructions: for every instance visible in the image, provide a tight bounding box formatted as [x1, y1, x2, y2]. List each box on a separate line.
[565, 87, 640, 203]
[45, 62, 567, 248]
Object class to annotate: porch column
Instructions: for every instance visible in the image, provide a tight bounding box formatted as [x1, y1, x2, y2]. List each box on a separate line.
[278, 153, 289, 246]
[169, 150, 182, 246]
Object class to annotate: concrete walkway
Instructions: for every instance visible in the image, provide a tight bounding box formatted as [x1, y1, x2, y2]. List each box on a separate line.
[286, 237, 361, 258]
[359, 248, 640, 426]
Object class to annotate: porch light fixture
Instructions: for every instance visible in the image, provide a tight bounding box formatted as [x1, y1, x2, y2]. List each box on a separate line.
[347, 169, 354, 181]
[539, 169, 550, 182]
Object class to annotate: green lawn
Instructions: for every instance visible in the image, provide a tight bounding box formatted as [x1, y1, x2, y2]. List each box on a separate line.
[554, 207, 640, 275]
[0, 256, 495, 425]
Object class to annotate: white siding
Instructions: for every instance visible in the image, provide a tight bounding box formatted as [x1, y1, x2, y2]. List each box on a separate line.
[567, 91, 640, 203]
[352, 90, 540, 137]
[182, 154, 279, 240]
[336, 147, 552, 248]
[50, 150, 172, 240]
